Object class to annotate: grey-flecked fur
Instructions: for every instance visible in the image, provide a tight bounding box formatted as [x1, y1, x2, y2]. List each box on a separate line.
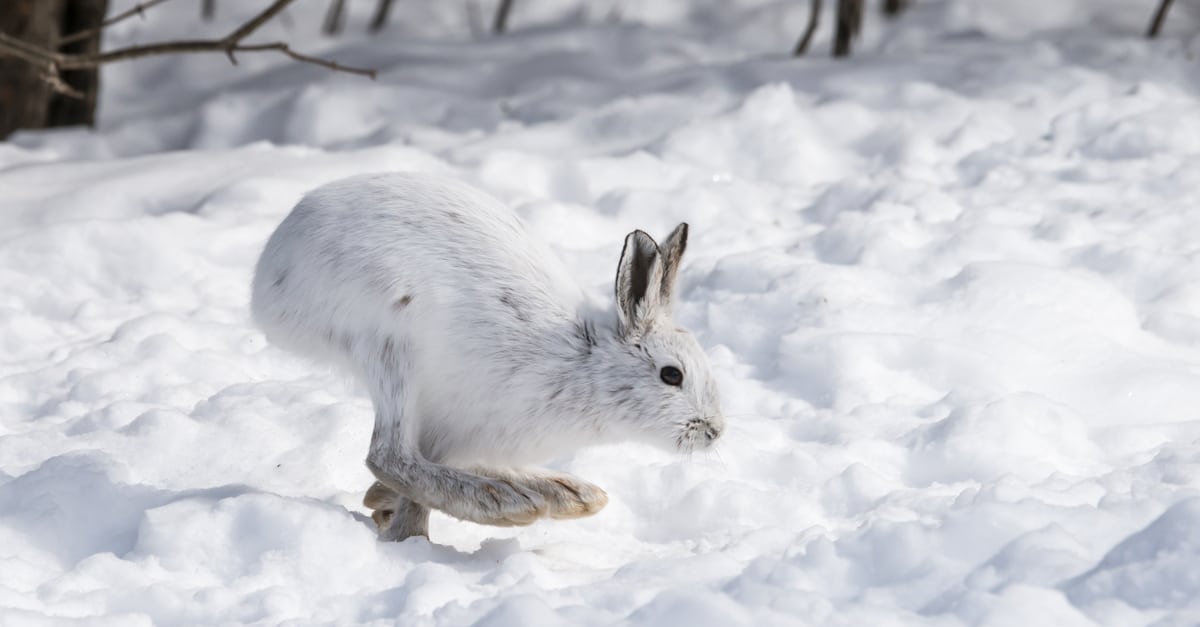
[251, 172, 724, 540]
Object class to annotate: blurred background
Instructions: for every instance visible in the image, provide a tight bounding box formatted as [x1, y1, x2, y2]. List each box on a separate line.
[3, 0, 1194, 148]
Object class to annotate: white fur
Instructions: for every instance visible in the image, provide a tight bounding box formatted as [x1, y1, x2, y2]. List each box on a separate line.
[251, 172, 724, 539]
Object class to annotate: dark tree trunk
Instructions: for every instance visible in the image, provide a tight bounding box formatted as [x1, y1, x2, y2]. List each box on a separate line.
[323, 0, 346, 35]
[882, 0, 908, 17]
[0, 0, 107, 140]
[832, 0, 862, 58]
[49, 0, 108, 129]
[493, 0, 515, 34]
[0, 0, 61, 139]
[369, 0, 395, 33]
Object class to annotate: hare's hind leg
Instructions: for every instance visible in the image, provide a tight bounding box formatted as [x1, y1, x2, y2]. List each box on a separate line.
[364, 343, 549, 528]
[472, 468, 608, 520]
[365, 451, 550, 528]
[363, 481, 430, 541]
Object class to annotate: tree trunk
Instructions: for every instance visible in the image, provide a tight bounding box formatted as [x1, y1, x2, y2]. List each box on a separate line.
[323, 0, 346, 35]
[0, 0, 106, 140]
[369, 0, 395, 33]
[493, 0, 515, 34]
[883, 0, 908, 17]
[832, 0, 862, 58]
[0, 0, 61, 139]
[49, 0, 108, 129]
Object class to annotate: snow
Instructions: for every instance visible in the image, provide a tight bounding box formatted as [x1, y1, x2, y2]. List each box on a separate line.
[3, 0, 1200, 624]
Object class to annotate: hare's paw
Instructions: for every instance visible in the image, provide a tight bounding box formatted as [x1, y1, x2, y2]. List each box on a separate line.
[464, 478, 549, 527]
[363, 484, 431, 541]
[371, 508, 394, 529]
[364, 480, 399, 511]
[528, 473, 608, 520]
[520, 470, 604, 518]
[364, 481, 399, 533]
[474, 469, 608, 520]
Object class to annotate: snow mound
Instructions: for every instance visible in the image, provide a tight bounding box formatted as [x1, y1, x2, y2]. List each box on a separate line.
[1065, 499, 1200, 613]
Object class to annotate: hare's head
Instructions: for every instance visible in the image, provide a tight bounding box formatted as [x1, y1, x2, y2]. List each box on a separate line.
[590, 224, 725, 454]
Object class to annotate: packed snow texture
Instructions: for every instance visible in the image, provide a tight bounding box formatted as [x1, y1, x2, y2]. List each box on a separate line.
[3, 0, 1200, 624]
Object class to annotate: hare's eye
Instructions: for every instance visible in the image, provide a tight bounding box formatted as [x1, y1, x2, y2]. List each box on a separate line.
[660, 366, 683, 387]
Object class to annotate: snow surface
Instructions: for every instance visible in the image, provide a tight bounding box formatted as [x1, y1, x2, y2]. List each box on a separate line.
[3, 0, 1200, 624]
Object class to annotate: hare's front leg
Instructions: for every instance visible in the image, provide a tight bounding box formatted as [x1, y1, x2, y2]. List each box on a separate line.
[363, 481, 430, 541]
[364, 350, 549, 531]
[471, 468, 608, 520]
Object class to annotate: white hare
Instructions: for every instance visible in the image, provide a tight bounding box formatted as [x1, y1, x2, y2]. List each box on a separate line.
[251, 172, 724, 541]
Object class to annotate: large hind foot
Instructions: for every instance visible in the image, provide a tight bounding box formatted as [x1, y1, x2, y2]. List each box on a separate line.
[365, 459, 604, 529]
[472, 468, 608, 520]
[366, 457, 548, 527]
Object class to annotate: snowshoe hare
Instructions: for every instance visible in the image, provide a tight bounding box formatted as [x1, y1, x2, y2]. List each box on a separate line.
[251, 172, 724, 541]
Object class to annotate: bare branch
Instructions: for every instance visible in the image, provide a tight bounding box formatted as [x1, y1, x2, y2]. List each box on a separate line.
[44, 37, 376, 78]
[0, 0, 376, 92]
[60, 0, 177, 46]
[65, 38, 245, 68]
[224, 0, 295, 43]
[0, 32, 57, 66]
[235, 42, 375, 78]
[42, 66, 85, 99]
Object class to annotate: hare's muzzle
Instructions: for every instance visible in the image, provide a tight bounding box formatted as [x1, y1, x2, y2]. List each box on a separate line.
[680, 416, 723, 451]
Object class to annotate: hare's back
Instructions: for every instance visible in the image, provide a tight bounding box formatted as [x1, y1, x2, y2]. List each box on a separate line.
[251, 173, 579, 362]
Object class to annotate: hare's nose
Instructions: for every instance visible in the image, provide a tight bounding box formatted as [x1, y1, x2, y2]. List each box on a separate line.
[704, 423, 722, 442]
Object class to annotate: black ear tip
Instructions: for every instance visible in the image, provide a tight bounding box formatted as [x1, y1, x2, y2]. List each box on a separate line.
[628, 229, 658, 249]
[666, 223, 688, 252]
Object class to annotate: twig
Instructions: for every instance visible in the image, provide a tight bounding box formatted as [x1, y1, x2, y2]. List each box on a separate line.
[0, 32, 55, 66]
[60, 0, 177, 46]
[41, 65, 85, 99]
[224, 0, 295, 43]
[0, 0, 375, 98]
[234, 42, 375, 77]
[1147, 0, 1175, 38]
[794, 0, 822, 56]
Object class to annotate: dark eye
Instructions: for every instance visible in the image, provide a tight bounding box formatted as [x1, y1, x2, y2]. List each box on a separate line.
[660, 366, 683, 387]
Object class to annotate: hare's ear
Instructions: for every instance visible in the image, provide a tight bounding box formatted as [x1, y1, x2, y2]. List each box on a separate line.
[615, 230, 664, 337]
[658, 223, 688, 311]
